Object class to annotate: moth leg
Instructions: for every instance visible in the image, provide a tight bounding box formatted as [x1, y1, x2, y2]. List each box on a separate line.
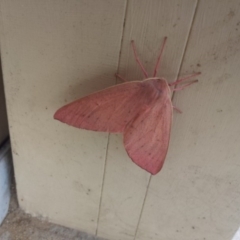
[115, 73, 128, 82]
[153, 37, 167, 77]
[173, 80, 198, 91]
[169, 72, 201, 86]
[131, 40, 149, 78]
[173, 106, 182, 113]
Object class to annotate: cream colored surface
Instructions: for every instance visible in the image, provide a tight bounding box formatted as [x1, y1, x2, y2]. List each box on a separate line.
[1, 0, 240, 240]
[97, 1, 198, 239]
[0, 63, 8, 144]
[0, 0, 127, 234]
[136, 1, 240, 240]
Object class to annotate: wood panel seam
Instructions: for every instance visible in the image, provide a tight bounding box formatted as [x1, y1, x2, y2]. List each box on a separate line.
[95, 0, 129, 236]
[115, 0, 130, 85]
[172, 0, 200, 102]
[133, 174, 151, 240]
[95, 132, 110, 236]
[134, 2, 200, 239]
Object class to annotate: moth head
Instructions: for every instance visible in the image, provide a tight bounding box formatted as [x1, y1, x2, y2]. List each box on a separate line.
[151, 78, 171, 96]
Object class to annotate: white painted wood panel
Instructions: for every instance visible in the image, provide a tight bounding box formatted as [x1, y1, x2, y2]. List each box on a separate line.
[136, 1, 240, 240]
[0, 0, 126, 234]
[1, 0, 240, 239]
[97, 1, 198, 240]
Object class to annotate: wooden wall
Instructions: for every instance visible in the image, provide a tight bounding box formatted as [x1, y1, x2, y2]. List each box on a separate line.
[1, 1, 240, 239]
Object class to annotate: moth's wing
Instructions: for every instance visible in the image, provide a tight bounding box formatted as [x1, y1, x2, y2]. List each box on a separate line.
[123, 97, 172, 175]
[54, 81, 149, 132]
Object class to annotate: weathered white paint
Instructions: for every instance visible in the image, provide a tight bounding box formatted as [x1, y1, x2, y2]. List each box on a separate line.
[0, 0, 127, 234]
[136, 1, 240, 240]
[1, 0, 240, 239]
[97, 1, 198, 239]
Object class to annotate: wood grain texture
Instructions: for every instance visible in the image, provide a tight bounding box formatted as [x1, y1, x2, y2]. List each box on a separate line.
[97, 1, 197, 239]
[0, 0, 126, 234]
[135, 1, 240, 240]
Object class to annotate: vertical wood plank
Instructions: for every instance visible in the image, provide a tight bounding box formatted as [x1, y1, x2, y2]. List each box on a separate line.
[0, 0, 126, 234]
[97, 1, 197, 239]
[136, 1, 240, 240]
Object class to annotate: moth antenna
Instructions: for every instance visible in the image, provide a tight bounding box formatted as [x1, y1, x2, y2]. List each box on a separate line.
[131, 40, 149, 78]
[153, 37, 167, 77]
[173, 80, 198, 91]
[169, 72, 201, 86]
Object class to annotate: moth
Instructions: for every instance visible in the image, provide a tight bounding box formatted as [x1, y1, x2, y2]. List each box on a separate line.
[54, 37, 200, 175]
